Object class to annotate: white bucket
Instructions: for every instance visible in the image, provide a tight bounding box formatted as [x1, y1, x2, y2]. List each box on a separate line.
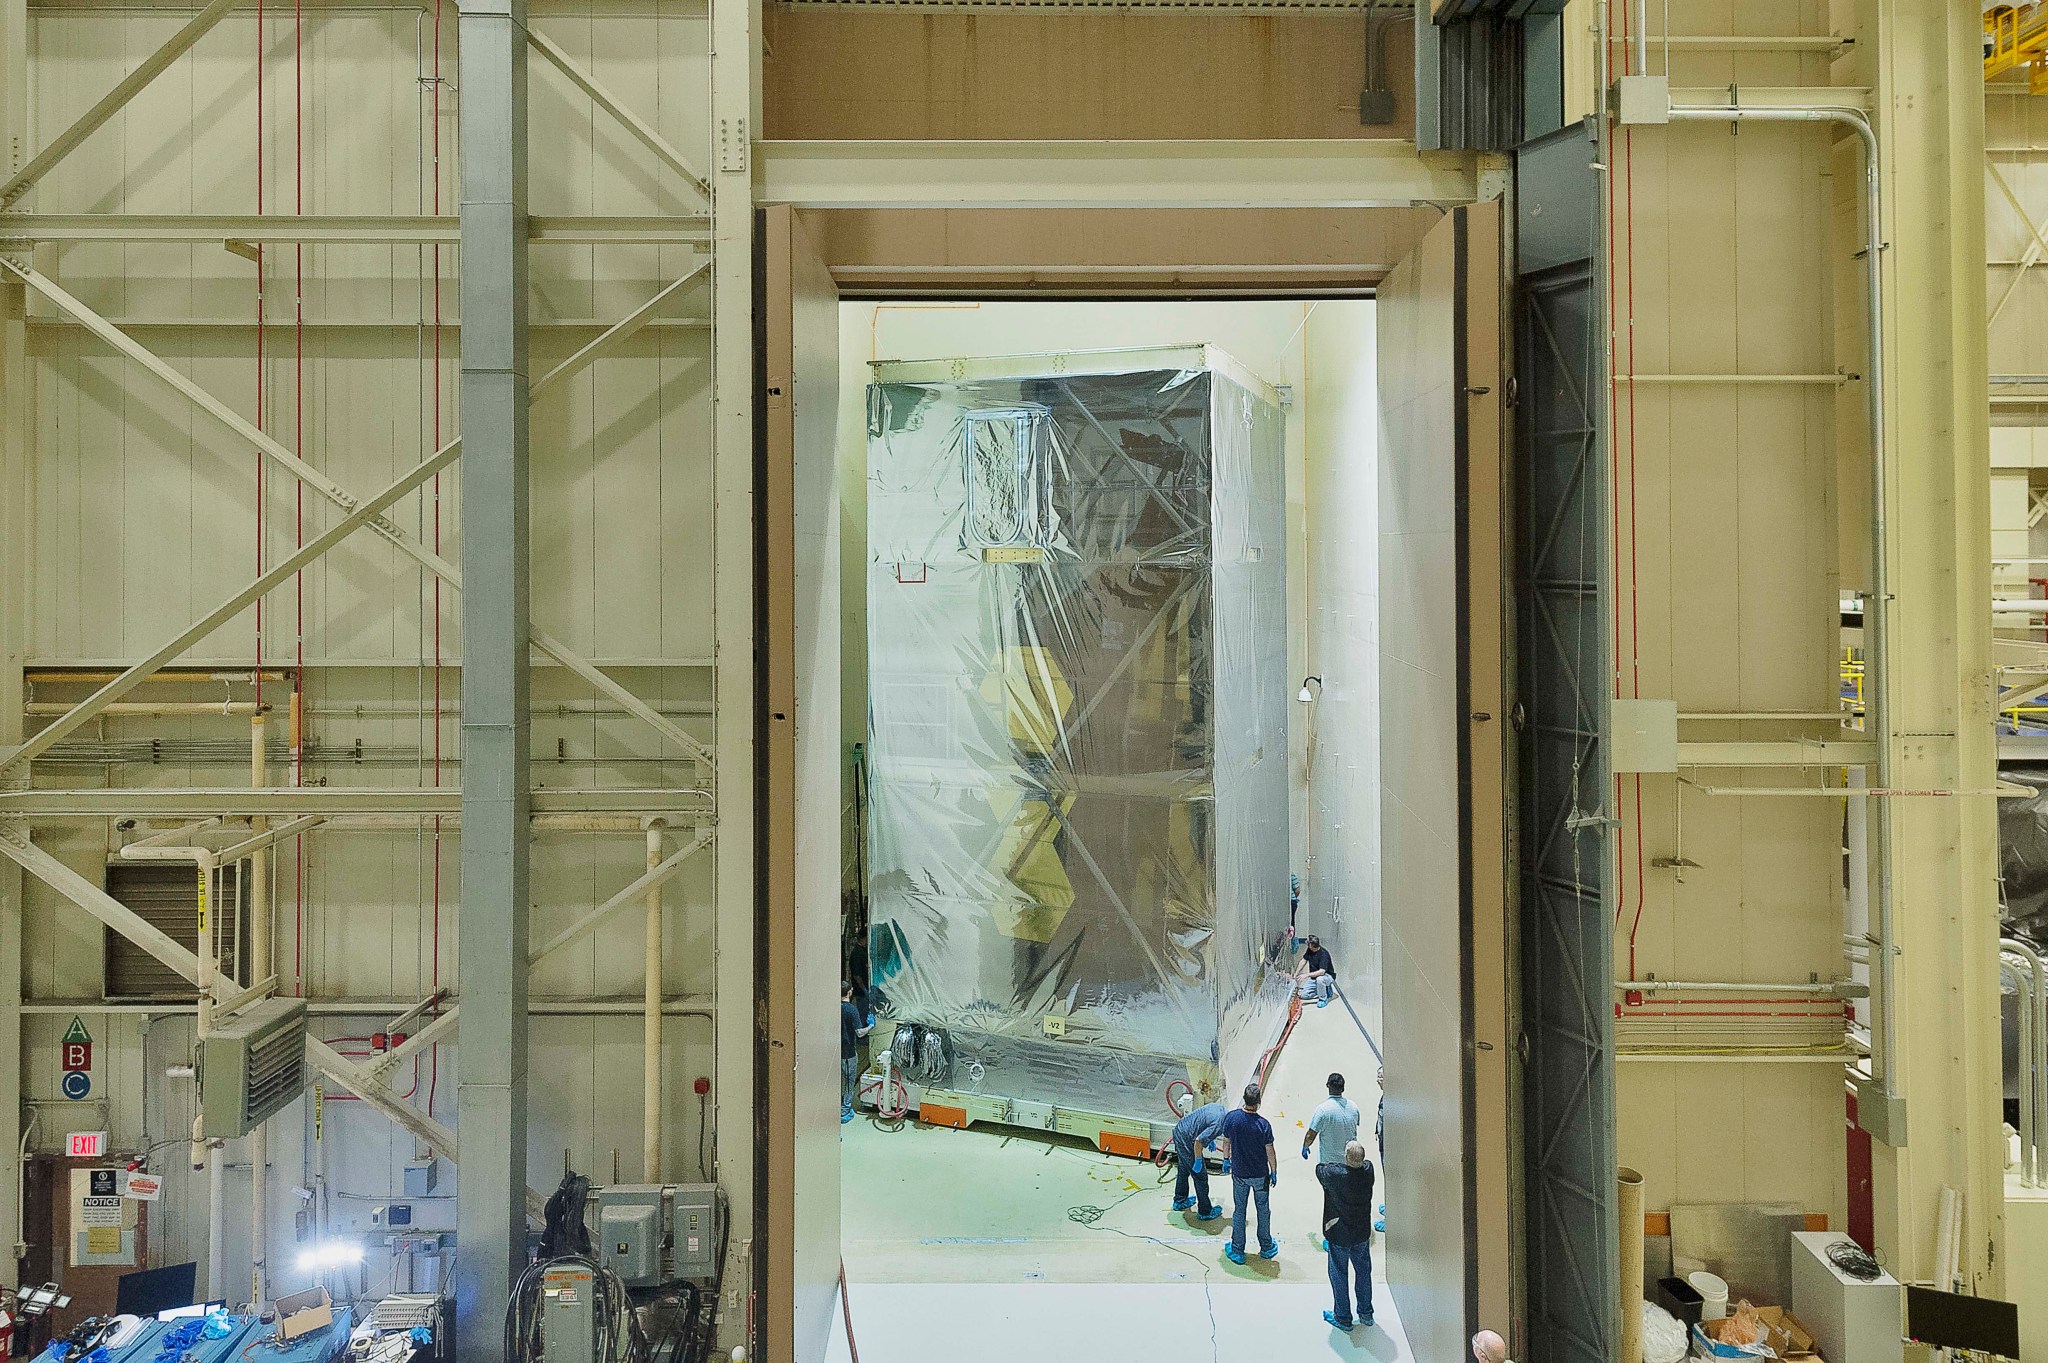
[1687, 1271, 1729, 1322]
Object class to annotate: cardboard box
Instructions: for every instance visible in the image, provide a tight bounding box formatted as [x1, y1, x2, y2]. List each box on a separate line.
[274, 1286, 334, 1342]
[1691, 1306, 1819, 1360]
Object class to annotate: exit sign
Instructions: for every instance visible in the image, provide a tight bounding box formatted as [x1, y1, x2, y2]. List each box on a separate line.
[67, 1132, 107, 1159]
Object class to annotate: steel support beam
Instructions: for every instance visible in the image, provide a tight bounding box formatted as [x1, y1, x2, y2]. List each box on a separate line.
[0, 255, 709, 771]
[527, 830, 712, 965]
[528, 30, 710, 200]
[0, 214, 708, 245]
[0, 0, 241, 206]
[0, 0, 28, 1273]
[307, 1038, 547, 1222]
[0, 826, 209, 987]
[707, 0, 754, 1344]
[0, 787, 708, 816]
[755, 139, 1482, 209]
[454, 0, 532, 1349]
[1865, 0, 2005, 1295]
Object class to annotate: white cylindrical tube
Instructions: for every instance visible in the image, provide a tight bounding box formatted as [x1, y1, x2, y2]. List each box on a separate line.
[1618, 1167, 1644, 1362]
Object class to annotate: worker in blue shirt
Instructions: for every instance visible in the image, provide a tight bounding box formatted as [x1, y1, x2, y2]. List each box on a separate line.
[1215, 1082, 1279, 1264]
[840, 980, 871, 1124]
[1156, 1092, 1227, 1220]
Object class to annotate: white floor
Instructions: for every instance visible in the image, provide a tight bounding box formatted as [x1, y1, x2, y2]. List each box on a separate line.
[829, 994, 1414, 1363]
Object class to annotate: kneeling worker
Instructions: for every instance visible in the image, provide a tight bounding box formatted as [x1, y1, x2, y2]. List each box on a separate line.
[1157, 1091, 1227, 1220]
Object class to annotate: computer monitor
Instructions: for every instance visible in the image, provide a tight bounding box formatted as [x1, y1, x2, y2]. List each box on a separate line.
[114, 1263, 197, 1320]
[156, 1302, 225, 1322]
[1905, 1285, 2022, 1359]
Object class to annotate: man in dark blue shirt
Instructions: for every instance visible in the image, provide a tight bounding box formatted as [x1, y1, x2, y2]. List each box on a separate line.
[1216, 1082, 1279, 1263]
[840, 980, 870, 1124]
[1155, 1092, 1227, 1220]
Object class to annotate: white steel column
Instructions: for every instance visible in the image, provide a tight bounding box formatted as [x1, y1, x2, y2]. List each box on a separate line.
[1862, 0, 2004, 1294]
[0, 0, 30, 1287]
[453, 0, 532, 1353]
[709, 0, 759, 1346]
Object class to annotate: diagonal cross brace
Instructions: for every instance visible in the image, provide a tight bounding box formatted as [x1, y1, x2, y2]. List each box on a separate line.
[528, 30, 711, 201]
[0, 0, 243, 206]
[0, 261, 713, 771]
[306, 1037, 547, 1223]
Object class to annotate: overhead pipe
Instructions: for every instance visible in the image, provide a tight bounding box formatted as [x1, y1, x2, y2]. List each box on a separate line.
[249, 713, 271, 1306]
[1615, 979, 1845, 996]
[1665, 100, 1897, 1103]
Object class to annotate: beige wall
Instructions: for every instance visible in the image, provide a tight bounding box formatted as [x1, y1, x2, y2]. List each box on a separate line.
[10, 0, 716, 1292]
[1299, 300, 1382, 1031]
[1601, 0, 1849, 1230]
[764, 5, 1415, 142]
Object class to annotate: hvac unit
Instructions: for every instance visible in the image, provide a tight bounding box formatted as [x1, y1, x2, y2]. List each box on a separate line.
[199, 997, 309, 1137]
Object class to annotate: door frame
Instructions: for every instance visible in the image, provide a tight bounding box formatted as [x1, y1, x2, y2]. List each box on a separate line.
[752, 202, 1519, 1363]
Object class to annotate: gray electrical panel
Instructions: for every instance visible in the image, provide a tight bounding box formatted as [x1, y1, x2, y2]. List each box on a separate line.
[595, 1185, 663, 1288]
[669, 1184, 723, 1280]
[539, 1264, 597, 1363]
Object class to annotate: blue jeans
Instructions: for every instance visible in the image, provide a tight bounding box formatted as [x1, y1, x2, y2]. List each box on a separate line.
[1173, 1152, 1213, 1215]
[1326, 1238, 1373, 1326]
[841, 1057, 859, 1116]
[1230, 1176, 1274, 1255]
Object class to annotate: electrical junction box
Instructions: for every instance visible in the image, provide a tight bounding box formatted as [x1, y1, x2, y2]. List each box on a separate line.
[404, 1160, 439, 1196]
[539, 1265, 597, 1363]
[669, 1185, 723, 1280]
[1610, 699, 1679, 773]
[1611, 74, 1671, 125]
[596, 1185, 664, 1287]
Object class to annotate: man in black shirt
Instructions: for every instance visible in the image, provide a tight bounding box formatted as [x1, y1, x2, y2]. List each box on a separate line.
[1297, 934, 1337, 1007]
[1316, 1140, 1376, 1331]
[840, 980, 870, 1125]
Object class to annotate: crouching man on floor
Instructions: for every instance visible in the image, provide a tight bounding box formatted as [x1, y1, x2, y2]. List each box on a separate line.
[1216, 1082, 1279, 1264]
[1157, 1091, 1227, 1221]
[1317, 1140, 1377, 1332]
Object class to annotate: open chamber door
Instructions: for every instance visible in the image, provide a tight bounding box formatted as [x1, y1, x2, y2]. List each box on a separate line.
[756, 204, 844, 1363]
[1375, 199, 1512, 1361]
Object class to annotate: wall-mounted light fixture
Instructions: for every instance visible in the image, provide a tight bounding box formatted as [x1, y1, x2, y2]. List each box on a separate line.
[1298, 676, 1323, 704]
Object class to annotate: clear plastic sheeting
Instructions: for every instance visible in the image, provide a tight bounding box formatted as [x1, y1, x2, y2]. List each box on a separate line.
[1999, 766, 2048, 946]
[864, 346, 1293, 1125]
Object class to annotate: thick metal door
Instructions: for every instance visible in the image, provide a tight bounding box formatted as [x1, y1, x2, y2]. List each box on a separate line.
[1512, 117, 1615, 1363]
[1377, 198, 1510, 1363]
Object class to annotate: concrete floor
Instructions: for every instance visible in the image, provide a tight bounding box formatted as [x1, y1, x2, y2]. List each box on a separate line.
[829, 994, 1415, 1362]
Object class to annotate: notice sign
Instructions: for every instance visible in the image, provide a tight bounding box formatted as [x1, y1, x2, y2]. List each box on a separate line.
[88, 1169, 117, 1197]
[79, 1196, 122, 1229]
[120, 1172, 163, 1201]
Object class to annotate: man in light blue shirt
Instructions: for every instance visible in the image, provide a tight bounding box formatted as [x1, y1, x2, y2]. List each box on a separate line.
[1301, 1072, 1361, 1166]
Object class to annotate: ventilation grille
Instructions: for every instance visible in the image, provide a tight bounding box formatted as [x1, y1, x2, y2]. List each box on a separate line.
[103, 862, 243, 999]
[200, 998, 308, 1138]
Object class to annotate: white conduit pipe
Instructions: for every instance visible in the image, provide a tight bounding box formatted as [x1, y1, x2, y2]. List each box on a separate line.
[2001, 956, 2035, 1185]
[249, 713, 270, 1306]
[643, 822, 665, 1182]
[1668, 102, 1896, 1103]
[1615, 980, 1844, 995]
[2004, 938, 2048, 1189]
[118, 840, 226, 1295]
